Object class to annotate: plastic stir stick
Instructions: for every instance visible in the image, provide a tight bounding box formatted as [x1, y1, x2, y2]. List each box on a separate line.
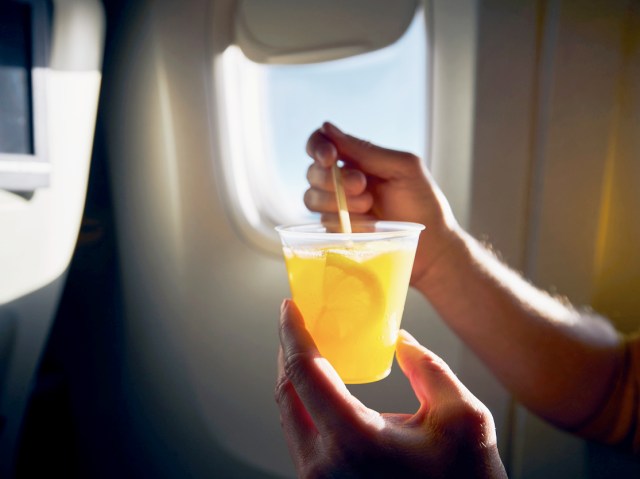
[331, 162, 352, 234]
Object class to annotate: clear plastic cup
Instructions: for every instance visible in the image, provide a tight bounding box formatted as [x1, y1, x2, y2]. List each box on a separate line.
[276, 221, 424, 384]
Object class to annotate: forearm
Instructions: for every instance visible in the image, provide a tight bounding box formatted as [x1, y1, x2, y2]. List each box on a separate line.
[414, 227, 625, 429]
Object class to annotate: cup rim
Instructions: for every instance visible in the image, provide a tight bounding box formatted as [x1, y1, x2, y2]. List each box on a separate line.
[275, 220, 425, 241]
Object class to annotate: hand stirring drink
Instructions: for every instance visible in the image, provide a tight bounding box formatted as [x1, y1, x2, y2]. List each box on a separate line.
[276, 164, 423, 383]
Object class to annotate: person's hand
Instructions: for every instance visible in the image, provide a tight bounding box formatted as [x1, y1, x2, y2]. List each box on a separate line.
[275, 299, 507, 478]
[305, 122, 459, 286]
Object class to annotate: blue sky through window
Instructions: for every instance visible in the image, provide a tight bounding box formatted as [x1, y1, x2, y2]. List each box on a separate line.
[257, 12, 427, 220]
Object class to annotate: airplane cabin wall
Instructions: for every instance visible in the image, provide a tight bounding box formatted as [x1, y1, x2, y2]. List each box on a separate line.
[470, 0, 640, 477]
[100, 0, 640, 477]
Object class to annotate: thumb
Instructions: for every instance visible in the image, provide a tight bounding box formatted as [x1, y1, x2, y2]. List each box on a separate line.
[396, 330, 472, 409]
[321, 122, 421, 180]
[396, 330, 501, 463]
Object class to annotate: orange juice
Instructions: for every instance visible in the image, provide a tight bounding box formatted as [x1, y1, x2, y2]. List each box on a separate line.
[283, 240, 417, 383]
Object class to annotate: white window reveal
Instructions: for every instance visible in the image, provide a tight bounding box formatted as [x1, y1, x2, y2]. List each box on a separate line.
[216, 2, 427, 253]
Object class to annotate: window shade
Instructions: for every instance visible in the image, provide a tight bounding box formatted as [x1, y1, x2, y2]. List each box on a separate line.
[235, 0, 419, 64]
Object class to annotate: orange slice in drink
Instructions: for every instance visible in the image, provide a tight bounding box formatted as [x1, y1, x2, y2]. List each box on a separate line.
[313, 250, 385, 341]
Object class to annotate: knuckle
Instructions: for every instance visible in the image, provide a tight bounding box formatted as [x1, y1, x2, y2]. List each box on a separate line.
[416, 352, 450, 376]
[359, 139, 373, 150]
[282, 350, 315, 385]
[273, 373, 294, 406]
[439, 400, 495, 443]
[457, 403, 492, 432]
[399, 151, 421, 165]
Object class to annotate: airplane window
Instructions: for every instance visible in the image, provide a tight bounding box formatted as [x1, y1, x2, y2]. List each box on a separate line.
[0, 2, 33, 155]
[219, 10, 426, 248]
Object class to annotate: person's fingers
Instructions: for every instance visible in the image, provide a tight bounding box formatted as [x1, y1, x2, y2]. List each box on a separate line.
[306, 130, 338, 168]
[304, 188, 373, 214]
[279, 299, 368, 435]
[306, 163, 368, 196]
[397, 331, 498, 449]
[275, 348, 319, 466]
[396, 330, 473, 410]
[320, 122, 422, 179]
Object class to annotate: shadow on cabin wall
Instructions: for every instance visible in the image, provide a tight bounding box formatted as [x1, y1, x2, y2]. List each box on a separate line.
[16, 1, 273, 477]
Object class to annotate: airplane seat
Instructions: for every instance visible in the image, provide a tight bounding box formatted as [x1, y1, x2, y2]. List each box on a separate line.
[0, 0, 104, 476]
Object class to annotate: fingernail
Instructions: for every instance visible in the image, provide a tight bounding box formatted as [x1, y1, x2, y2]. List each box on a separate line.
[398, 329, 419, 346]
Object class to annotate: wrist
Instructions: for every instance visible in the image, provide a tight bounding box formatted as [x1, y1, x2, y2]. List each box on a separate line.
[412, 224, 470, 298]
